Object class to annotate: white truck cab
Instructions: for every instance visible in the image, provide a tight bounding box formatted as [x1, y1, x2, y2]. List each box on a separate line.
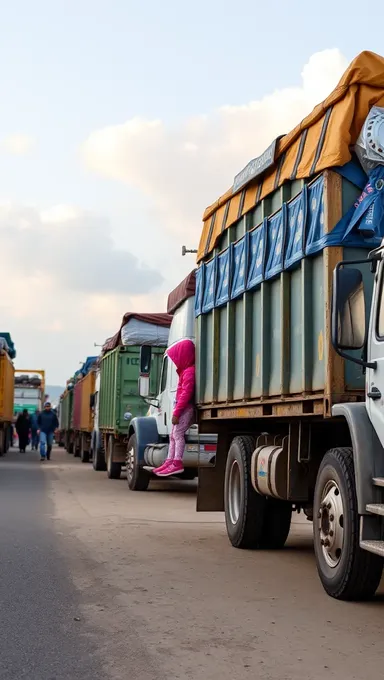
[126, 272, 217, 491]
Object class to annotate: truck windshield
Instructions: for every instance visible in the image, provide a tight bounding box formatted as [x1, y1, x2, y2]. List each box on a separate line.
[160, 356, 168, 393]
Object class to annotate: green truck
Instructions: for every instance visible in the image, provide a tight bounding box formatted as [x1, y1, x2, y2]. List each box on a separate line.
[91, 313, 171, 479]
[195, 52, 384, 601]
[60, 388, 74, 453]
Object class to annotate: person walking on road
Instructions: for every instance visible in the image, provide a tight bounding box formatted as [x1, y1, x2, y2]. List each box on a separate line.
[15, 410, 30, 453]
[37, 402, 58, 461]
[154, 338, 195, 477]
[30, 410, 40, 451]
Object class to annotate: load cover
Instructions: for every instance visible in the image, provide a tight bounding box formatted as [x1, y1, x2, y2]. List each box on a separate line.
[102, 313, 172, 355]
[167, 270, 196, 314]
[198, 50, 384, 261]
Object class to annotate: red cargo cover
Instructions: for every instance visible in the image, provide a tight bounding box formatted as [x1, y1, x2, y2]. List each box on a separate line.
[101, 313, 172, 356]
[167, 270, 196, 315]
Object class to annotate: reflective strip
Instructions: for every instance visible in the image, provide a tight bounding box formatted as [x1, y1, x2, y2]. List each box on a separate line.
[274, 152, 286, 190]
[290, 129, 308, 180]
[255, 180, 263, 205]
[237, 190, 246, 218]
[221, 201, 230, 234]
[310, 107, 333, 175]
[204, 212, 216, 256]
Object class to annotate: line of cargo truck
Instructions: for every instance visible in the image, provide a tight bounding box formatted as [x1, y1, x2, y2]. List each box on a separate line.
[59, 50, 384, 602]
[58, 285, 217, 489]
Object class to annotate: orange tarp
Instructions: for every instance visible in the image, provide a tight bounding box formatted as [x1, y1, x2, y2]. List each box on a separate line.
[197, 51, 384, 262]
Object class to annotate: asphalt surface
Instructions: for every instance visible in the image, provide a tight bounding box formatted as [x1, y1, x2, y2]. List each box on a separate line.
[1, 447, 384, 680]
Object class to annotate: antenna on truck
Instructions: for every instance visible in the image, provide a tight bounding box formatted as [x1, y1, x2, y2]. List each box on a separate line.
[182, 246, 197, 256]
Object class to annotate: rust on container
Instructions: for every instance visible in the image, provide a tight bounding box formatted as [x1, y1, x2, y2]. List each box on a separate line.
[0, 353, 15, 422]
[73, 370, 96, 433]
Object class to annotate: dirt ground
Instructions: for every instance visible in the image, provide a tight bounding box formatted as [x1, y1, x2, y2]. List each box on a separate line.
[1, 447, 383, 680]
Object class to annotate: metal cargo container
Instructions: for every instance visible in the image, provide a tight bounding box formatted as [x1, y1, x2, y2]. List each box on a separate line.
[73, 370, 95, 432]
[73, 370, 96, 461]
[99, 345, 164, 434]
[0, 353, 15, 422]
[196, 170, 372, 419]
[61, 389, 74, 453]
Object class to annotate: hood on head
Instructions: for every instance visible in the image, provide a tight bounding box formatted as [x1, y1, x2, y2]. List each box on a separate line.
[167, 339, 195, 372]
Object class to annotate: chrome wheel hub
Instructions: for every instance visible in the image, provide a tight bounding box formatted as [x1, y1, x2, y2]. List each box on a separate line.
[228, 460, 241, 525]
[126, 446, 134, 481]
[318, 480, 344, 568]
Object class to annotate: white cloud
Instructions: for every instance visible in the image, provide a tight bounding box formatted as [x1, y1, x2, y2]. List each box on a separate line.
[2, 134, 36, 155]
[81, 48, 348, 244]
[0, 203, 165, 383]
[0, 203, 162, 295]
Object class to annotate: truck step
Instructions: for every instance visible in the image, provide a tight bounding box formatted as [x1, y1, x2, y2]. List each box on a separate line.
[373, 477, 384, 487]
[366, 503, 384, 516]
[360, 540, 384, 557]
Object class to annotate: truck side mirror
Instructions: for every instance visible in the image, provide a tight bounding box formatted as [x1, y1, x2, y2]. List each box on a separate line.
[138, 376, 150, 398]
[140, 346, 152, 375]
[90, 393, 95, 409]
[333, 266, 365, 350]
[332, 262, 376, 369]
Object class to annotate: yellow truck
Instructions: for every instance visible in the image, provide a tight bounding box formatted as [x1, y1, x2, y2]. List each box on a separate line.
[0, 351, 15, 454]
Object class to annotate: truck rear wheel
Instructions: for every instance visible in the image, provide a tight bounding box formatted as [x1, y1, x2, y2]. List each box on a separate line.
[107, 436, 122, 479]
[224, 436, 266, 549]
[259, 498, 292, 549]
[80, 435, 90, 464]
[74, 435, 80, 458]
[313, 447, 383, 600]
[92, 437, 106, 471]
[126, 434, 150, 491]
[0, 428, 5, 456]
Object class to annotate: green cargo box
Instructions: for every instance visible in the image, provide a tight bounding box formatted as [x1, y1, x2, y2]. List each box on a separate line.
[196, 170, 374, 422]
[61, 390, 74, 431]
[99, 345, 164, 434]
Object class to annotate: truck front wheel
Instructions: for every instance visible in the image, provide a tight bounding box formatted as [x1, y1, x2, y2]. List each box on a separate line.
[224, 436, 266, 549]
[126, 434, 150, 491]
[259, 498, 292, 549]
[92, 437, 106, 472]
[80, 434, 90, 464]
[313, 447, 383, 600]
[107, 436, 122, 479]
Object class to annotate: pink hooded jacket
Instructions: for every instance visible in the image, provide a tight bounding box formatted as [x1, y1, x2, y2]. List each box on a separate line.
[167, 339, 195, 419]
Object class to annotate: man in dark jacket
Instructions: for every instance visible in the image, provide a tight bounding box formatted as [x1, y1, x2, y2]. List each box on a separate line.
[37, 402, 59, 461]
[16, 410, 30, 453]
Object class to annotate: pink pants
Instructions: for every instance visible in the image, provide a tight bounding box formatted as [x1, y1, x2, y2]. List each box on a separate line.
[168, 405, 194, 461]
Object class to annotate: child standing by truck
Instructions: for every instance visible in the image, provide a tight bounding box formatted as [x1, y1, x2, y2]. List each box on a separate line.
[154, 339, 195, 477]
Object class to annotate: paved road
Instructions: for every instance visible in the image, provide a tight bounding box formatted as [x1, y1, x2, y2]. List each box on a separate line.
[1, 448, 384, 680]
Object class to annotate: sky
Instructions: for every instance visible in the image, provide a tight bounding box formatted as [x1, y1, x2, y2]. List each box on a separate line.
[0, 0, 382, 384]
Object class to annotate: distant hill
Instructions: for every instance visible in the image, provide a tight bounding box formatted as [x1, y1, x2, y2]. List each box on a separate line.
[45, 385, 65, 405]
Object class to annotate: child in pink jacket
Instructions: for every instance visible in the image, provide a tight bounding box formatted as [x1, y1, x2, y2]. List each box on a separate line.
[154, 338, 195, 477]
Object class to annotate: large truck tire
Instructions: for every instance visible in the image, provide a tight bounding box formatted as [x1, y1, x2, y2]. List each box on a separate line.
[126, 434, 150, 491]
[80, 434, 90, 464]
[259, 498, 292, 549]
[107, 436, 122, 480]
[313, 447, 383, 600]
[224, 436, 266, 549]
[74, 435, 81, 458]
[92, 437, 107, 471]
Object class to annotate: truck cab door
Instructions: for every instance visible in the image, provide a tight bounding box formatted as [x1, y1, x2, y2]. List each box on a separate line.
[155, 355, 170, 436]
[366, 260, 384, 446]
